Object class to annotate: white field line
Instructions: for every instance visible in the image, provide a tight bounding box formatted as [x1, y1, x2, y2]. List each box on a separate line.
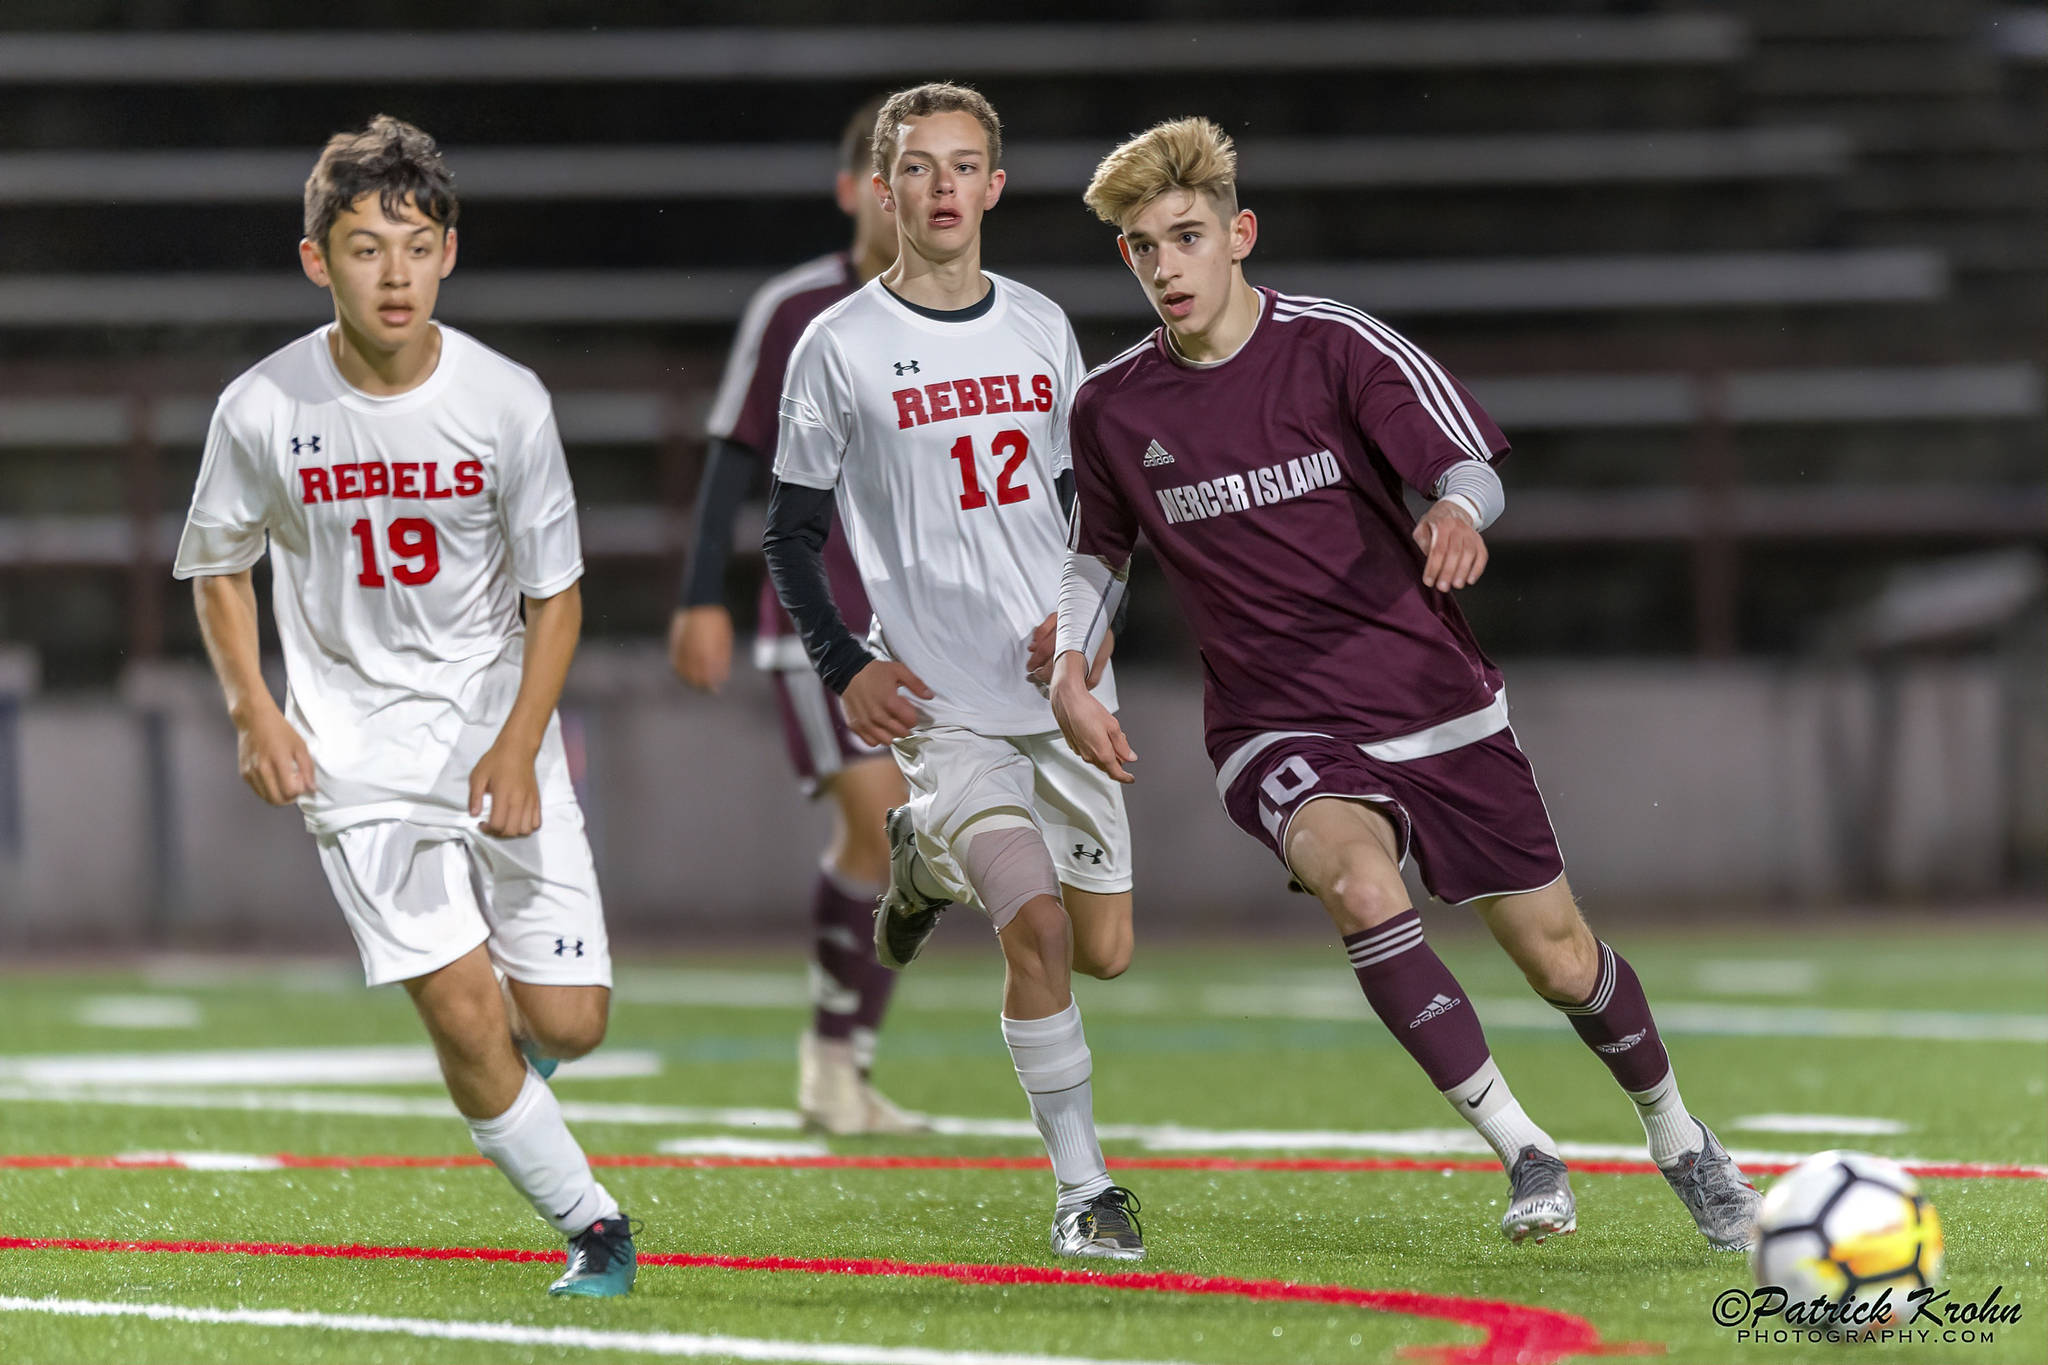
[619, 968, 2048, 1043]
[0, 1047, 662, 1088]
[8, 1084, 2034, 1174]
[1733, 1114, 1909, 1136]
[74, 996, 202, 1030]
[0, 1297, 1192, 1365]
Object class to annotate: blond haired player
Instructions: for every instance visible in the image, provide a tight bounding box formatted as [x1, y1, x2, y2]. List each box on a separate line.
[174, 117, 637, 1295]
[763, 83, 1143, 1260]
[1052, 118, 1760, 1249]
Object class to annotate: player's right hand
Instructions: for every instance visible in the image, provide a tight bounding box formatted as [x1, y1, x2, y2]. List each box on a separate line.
[236, 708, 315, 805]
[841, 660, 934, 746]
[1049, 654, 1137, 784]
[669, 605, 735, 692]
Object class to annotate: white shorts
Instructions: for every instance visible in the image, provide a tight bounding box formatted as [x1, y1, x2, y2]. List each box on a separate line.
[891, 724, 1133, 913]
[315, 806, 612, 989]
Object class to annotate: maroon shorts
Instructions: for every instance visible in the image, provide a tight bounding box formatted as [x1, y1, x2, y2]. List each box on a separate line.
[770, 665, 882, 797]
[1218, 729, 1564, 905]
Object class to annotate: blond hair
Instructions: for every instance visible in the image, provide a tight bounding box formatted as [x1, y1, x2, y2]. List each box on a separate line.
[872, 82, 1003, 178]
[1083, 117, 1238, 228]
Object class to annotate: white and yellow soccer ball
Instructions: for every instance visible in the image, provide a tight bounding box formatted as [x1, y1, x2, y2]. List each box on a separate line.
[1751, 1150, 1944, 1331]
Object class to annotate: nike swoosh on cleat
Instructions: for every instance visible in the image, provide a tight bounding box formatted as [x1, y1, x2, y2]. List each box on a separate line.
[1465, 1080, 1496, 1110]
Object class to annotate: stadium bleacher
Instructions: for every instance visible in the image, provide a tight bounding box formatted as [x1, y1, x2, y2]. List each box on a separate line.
[0, 4, 2039, 681]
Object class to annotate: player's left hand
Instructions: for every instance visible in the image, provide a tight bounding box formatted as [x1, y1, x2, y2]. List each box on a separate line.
[1414, 500, 1489, 592]
[470, 741, 542, 839]
[1027, 612, 1114, 688]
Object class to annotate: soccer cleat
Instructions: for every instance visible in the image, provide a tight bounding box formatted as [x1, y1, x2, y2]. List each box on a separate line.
[1658, 1119, 1762, 1251]
[1501, 1146, 1577, 1243]
[548, 1213, 638, 1298]
[797, 1030, 932, 1135]
[1052, 1186, 1146, 1261]
[859, 1081, 932, 1136]
[519, 1036, 559, 1082]
[874, 806, 950, 970]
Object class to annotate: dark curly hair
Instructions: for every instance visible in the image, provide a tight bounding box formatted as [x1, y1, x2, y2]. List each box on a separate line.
[303, 114, 458, 249]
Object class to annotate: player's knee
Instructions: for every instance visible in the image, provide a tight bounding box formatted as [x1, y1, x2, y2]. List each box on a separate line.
[1074, 926, 1132, 980]
[1004, 895, 1072, 974]
[1322, 863, 1410, 934]
[527, 996, 610, 1060]
[1524, 932, 1598, 1003]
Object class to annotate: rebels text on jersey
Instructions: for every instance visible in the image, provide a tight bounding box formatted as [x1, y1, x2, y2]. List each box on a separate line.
[1069, 288, 1508, 765]
[775, 274, 1113, 734]
[172, 324, 584, 834]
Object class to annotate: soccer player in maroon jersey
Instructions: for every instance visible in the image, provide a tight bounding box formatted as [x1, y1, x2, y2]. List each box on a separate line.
[668, 99, 925, 1137]
[1047, 118, 1761, 1249]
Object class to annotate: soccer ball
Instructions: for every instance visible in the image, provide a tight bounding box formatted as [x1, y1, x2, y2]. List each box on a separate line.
[1751, 1150, 1944, 1331]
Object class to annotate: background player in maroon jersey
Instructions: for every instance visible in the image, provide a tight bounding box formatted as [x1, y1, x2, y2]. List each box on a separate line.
[1047, 117, 1761, 1250]
[668, 99, 925, 1137]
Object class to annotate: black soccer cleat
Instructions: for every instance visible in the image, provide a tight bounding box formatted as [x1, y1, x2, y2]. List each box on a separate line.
[1052, 1185, 1146, 1261]
[547, 1212, 638, 1298]
[1501, 1146, 1577, 1243]
[874, 806, 950, 970]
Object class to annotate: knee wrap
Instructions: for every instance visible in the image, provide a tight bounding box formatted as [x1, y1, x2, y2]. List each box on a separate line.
[959, 823, 1060, 931]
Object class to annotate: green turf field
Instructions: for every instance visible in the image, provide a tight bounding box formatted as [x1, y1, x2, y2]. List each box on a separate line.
[4, 923, 2044, 1364]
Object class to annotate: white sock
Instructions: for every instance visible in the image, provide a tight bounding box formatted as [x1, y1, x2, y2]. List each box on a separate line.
[1442, 1057, 1559, 1168]
[1628, 1067, 1702, 1165]
[466, 1067, 620, 1235]
[1001, 999, 1112, 1212]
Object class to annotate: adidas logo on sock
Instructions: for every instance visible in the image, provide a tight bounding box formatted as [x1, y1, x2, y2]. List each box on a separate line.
[1142, 440, 1175, 468]
[1408, 993, 1463, 1028]
[1596, 1028, 1647, 1054]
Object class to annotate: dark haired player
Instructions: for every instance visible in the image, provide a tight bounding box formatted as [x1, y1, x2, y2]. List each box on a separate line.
[669, 99, 926, 1137]
[173, 116, 636, 1295]
[1051, 117, 1760, 1249]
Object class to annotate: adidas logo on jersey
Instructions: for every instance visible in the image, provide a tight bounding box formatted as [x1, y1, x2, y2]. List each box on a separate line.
[1408, 993, 1463, 1028]
[1142, 440, 1175, 468]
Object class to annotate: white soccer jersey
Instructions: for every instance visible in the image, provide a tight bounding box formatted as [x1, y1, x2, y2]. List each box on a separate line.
[774, 274, 1115, 734]
[172, 324, 585, 835]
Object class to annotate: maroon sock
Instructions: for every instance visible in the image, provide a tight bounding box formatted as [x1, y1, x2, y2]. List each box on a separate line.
[811, 869, 897, 1053]
[1343, 909, 1492, 1091]
[1546, 941, 1671, 1093]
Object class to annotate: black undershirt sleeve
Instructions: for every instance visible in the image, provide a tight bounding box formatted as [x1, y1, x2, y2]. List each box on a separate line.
[762, 477, 875, 694]
[678, 437, 764, 609]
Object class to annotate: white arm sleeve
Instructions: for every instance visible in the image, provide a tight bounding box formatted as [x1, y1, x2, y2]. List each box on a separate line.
[1433, 459, 1505, 532]
[1055, 549, 1127, 662]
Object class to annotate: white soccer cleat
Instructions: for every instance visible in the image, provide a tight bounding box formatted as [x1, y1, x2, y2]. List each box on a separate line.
[859, 1082, 932, 1136]
[797, 1030, 930, 1135]
[1502, 1146, 1577, 1243]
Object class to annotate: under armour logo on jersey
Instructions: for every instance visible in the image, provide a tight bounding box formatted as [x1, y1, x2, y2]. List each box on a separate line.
[1073, 844, 1104, 865]
[554, 937, 584, 958]
[290, 435, 321, 455]
[893, 359, 920, 375]
[1141, 440, 1174, 468]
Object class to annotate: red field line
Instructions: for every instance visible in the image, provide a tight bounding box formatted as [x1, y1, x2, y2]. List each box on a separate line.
[5, 1151, 2044, 1178]
[0, 1234, 1658, 1365]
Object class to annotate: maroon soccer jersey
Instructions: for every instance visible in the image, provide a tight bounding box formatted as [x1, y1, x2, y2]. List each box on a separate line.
[703, 251, 872, 650]
[1070, 287, 1510, 765]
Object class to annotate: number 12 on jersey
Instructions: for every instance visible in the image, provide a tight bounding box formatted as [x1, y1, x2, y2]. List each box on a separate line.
[949, 429, 1032, 511]
[351, 517, 441, 587]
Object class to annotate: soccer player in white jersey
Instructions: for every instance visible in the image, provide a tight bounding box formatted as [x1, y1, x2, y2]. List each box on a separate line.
[172, 117, 636, 1296]
[762, 84, 1143, 1260]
